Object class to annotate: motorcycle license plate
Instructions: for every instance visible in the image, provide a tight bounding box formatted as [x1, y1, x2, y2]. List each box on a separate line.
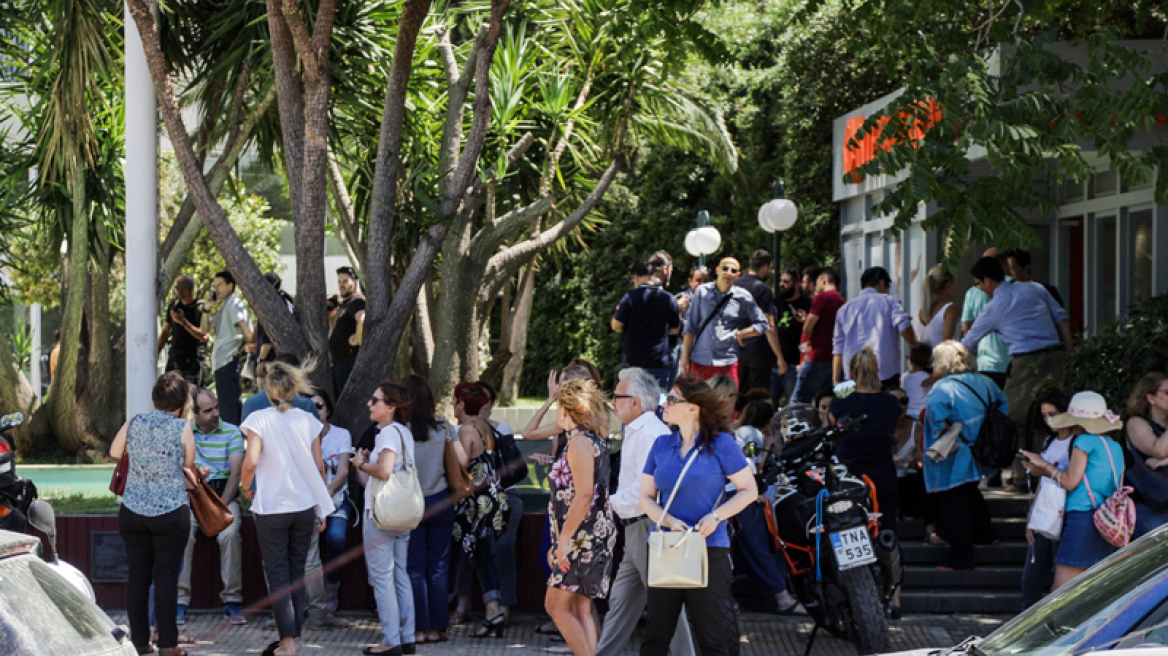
[829, 526, 877, 571]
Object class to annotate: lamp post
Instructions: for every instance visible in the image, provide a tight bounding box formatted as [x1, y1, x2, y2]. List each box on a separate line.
[757, 180, 798, 288]
[684, 210, 722, 267]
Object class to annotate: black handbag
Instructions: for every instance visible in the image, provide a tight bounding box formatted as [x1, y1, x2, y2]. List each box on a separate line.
[491, 426, 529, 489]
[953, 378, 1017, 469]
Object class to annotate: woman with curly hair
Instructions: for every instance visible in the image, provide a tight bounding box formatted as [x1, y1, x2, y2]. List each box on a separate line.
[638, 375, 758, 656]
[546, 378, 616, 656]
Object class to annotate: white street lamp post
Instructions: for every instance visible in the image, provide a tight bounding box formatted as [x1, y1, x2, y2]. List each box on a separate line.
[757, 180, 798, 288]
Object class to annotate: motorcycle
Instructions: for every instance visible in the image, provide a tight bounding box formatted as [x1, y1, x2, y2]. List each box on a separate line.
[0, 412, 92, 599]
[756, 405, 901, 655]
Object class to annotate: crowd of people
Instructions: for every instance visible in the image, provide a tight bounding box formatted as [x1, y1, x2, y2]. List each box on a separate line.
[126, 248, 1165, 656]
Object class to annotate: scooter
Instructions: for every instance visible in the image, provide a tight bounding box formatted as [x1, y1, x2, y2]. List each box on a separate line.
[757, 408, 900, 655]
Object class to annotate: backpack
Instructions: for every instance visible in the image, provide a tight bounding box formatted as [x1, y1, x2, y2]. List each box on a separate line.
[953, 378, 1017, 469]
[1082, 434, 1136, 548]
[489, 425, 529, 490]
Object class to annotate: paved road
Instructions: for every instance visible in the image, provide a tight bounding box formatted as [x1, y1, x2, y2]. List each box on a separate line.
[107, 610, 1010, 656]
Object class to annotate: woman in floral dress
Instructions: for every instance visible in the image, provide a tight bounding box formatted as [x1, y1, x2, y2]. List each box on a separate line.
[451, 382, 511, 638]
[546, 378, 616, 656]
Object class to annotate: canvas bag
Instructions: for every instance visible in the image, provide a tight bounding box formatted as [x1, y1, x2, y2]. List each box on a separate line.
[648, 448, 717, 589]
[1027, 478, 1066, 540]
[1082, 434, 1136, 548]
[370, 425, 425, 531]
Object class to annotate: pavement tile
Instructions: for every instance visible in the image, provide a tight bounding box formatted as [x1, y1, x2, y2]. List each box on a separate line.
[106, 611, 1010, 656]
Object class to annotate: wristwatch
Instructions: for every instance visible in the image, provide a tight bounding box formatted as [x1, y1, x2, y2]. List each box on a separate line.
[711, 511, 722, 522]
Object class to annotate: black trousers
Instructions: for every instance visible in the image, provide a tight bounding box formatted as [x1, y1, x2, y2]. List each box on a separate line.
[215, 360, 243, 426]
[255, 509, 316, 639]
[642, 547, 738, 656]
[119, 504, 190, 652]
[165, 353, 204, 388]
[934, 482, 997, 569]
[737, 349, 776, 394]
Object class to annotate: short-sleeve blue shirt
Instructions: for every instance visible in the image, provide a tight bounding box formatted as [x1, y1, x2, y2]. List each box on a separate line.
[643, 431, 750, 548]
[1066, 434, 1125, 513]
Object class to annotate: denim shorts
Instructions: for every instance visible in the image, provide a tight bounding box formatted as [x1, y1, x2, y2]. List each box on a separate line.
[1055, 510, 1116, 570]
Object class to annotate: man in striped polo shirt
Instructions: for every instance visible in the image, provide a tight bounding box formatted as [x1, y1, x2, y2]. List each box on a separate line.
[177, 388, 247, 625]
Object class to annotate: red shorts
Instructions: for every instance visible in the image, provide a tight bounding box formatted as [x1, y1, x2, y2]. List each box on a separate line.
[688, 361, 739, 387]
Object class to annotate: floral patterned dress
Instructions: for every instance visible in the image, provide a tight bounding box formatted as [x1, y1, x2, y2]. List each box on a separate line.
[547, 428, 616, 599]
[452, 423, 510, 557]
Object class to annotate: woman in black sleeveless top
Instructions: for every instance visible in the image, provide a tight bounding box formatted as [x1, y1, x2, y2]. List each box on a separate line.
[1126, 373, 1168, 539]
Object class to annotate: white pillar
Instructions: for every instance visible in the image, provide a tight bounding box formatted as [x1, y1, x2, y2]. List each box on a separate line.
[124, 0, 158, 417]
[29, 303, 41, 398]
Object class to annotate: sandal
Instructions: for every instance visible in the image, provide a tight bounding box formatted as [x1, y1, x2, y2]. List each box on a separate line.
[777, 600, 809, 616]
[449, 610, 469, 626]
[262, 641, 281, 656]
[426, 632, 449, 643]
[533, 623, 561, 636]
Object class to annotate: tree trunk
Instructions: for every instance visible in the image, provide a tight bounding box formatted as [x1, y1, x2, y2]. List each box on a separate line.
[501, 261, 537, 403]
[0, 330, 41, 454]
[80, 230, 119, 443]
[48, 162, 88, 453]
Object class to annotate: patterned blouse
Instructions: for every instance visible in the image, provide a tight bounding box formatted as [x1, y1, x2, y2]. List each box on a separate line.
[121, 410, 188, 516]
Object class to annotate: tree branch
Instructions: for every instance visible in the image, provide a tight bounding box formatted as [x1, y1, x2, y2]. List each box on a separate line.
[437, 26, 485, 194]
[126, 0, 308, 357]
[267, 0, 306, 222]
[327, 149, 366, 274]
[469, 195, 553, 264]
[280, 0, 320, 76]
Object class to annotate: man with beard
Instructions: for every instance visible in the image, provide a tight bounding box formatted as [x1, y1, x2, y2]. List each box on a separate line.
[158, 275, 210, 387]
[329, 266, 365, 395]
[772, 268, 811, 407]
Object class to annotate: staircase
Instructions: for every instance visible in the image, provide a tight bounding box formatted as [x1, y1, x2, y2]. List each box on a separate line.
[899, 490, 1030, 614]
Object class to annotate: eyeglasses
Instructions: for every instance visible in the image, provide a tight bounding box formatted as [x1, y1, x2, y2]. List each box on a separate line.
[612, 394, 634, 400]
[721, 266, 739, 274]
[368, 396, 385, 406]
[664, 394, 686, 406]
[1157, 387, 1168, 396]
[315, 401, 326, 409]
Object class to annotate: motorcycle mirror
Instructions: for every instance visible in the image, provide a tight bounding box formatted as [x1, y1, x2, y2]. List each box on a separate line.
[0, 412, 24, 428]
[27, 500, 57, 561]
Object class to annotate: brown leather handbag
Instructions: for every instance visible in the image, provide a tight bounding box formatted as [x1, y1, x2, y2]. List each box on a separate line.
[442, 421, 474, 501]
[109, 416, 139, 495]
[184, 468, 234, 537]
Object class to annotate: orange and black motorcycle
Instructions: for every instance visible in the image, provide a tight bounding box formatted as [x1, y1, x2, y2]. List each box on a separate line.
[0, 412, 38, 534]
[757, 409, 901, 655]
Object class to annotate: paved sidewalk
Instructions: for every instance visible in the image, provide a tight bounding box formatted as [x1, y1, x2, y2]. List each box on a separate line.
[107, 611, 1010, 656]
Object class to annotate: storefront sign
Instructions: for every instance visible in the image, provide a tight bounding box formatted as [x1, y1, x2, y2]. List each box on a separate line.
[842, 99, 941, 182]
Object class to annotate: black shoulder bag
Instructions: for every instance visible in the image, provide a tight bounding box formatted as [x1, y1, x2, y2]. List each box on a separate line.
[952, 378, 1018, 469]
[694, 291, 735, 342]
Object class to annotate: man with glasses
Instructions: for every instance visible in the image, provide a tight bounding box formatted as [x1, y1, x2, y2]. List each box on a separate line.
[596, 368, 696, 656]
[679, 256, 769, 385]
[177, 389, 246, 625]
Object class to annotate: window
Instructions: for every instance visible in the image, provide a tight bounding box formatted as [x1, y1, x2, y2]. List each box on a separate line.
[1063, 177, 1085, 203]
[1092, 214, 1118, 329]
[1090, 169, 1119, 198]
[1129, 208, 1154, 306]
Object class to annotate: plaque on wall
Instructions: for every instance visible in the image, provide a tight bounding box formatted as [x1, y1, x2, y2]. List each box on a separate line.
[91, 532, 129, 583]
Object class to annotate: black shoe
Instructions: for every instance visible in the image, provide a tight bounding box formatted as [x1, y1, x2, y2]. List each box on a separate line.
[402, 644, 417, 655]
[472, 614, 506, 638]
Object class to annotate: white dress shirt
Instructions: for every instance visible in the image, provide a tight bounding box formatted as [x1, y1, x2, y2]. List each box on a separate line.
[611, 411, 671, 519]
[832, 287, 913, 381]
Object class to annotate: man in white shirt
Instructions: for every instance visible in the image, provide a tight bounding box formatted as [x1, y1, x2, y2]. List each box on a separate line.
[596, 368, 695, 656]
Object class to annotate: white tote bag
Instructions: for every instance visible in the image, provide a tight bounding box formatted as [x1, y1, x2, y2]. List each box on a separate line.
[370, 425, 425, 531]
[1028, 478, 1066, 541]
[647, 449, 714, 589]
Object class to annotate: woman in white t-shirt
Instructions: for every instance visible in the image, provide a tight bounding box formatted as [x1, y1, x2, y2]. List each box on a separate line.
[311, 388, 353, 612]
[241, 362, 335, 656]
[1019, 388, 1074, 611]
[352, 381, 417, 655]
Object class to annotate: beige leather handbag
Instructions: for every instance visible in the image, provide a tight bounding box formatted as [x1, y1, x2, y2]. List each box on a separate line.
[647, 449, 713, 589]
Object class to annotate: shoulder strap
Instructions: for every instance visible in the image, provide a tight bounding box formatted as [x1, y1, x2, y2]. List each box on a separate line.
[654, 446, 702, 532]
[695, 291, 735, 341]
[1098, 434, 1120, 490]
[392, 424, 414, 469]
[952, 377, 991, 410]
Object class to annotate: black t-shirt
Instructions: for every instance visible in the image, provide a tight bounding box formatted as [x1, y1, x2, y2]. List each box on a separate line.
[830, 392, 900, 465]
[732, 274, 775, 356]
[329, 294, 366, 364]
[613, 284, 680, 369]
[774, 294, 812, 364]
[165, 298, 206, 359]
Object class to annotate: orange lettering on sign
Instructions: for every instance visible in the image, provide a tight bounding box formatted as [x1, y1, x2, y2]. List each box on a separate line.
[843, 99, 941, 183]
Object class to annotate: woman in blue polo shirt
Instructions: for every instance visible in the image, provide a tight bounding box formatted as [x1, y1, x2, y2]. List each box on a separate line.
[639, 375, 758, 656]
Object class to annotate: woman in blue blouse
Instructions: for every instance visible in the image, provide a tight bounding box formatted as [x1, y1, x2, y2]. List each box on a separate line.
[1021, 391, 1125, 590]
[110, 372, 196, 656]
[922, 341, 1003, 570]
[639, 375, 757, 656]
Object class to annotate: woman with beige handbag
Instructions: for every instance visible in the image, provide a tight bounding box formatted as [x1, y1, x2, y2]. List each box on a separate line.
[638, 375, 758, 656]
[353, 380, 419, 655]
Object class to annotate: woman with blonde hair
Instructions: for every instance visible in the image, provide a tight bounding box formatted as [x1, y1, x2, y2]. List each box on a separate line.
[1121, 373, 1168, 537]
[545, 378, 616, 656]
[918, 266, 958, 347]
[241, 360, 335, 656]
[922, 340, 1002, 570]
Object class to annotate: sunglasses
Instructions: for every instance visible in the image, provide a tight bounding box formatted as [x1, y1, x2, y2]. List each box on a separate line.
[368, 396, 385, 406]
[315, 401, 326, 409]
[721, 266, 739, 274]
[665, 394, 687, 406]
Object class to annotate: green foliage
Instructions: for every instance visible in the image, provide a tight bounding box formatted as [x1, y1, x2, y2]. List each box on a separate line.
[6, 320, 32, 371]
[1057, 294, 1168, 417]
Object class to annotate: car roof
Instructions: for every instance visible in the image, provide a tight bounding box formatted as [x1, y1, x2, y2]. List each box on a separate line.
[0, 529, 39, 559]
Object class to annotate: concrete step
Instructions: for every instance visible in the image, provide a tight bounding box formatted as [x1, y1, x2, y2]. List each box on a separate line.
[903, 566, 1023, 589]
[900, 541, 1029, 565]
[901, 589, 1022, 614]
[897, 517, 1027, 541]
[981, 490, 1033, 516]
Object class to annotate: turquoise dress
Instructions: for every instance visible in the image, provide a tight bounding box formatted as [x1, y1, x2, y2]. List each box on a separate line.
[122, 410, 188, 516]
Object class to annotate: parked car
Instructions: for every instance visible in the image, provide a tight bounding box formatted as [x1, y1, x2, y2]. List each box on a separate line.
[884, 523, 1168, 656]
[0, 529, 135, 655]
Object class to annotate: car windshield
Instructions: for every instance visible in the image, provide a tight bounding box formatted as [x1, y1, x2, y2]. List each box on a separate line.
[978, 526, 1168, 656]
[0, 554, 122, 655]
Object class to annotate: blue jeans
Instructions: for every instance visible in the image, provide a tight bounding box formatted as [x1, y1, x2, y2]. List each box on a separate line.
[322, 504, 350, 584]
[408, 490, 456, 632]
[1020, 534, 1057, 611]
[771, 365, 798, 409]
[792, 360, 833, 405]
[454, 490, 522, 608]
[364, 518, 414, 648]
[669, 343, 682, 389]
